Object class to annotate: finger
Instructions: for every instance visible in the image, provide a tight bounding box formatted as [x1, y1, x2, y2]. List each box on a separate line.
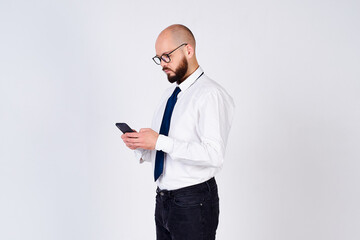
[122, 135, 131, 142]
[129, 145, 138, 150]
[124, 139, 135, 145]
[126, 141, 138, 148]
[124, 143, 132, 148]
[126, 132, 139, 138]
[126, 137, 142, 144]
[129, 141, 144, 147]
[140, 128, 152, 132]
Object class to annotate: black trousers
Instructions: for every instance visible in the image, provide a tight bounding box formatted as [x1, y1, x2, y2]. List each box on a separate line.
[155, 178, 219, 240]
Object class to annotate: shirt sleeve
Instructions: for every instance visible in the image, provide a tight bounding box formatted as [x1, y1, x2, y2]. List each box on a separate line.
[134, 148, 152, 164]
[155, 90, 235, 168]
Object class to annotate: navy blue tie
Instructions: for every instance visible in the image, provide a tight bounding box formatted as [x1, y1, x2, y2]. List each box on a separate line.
[154, 87, 181, 181]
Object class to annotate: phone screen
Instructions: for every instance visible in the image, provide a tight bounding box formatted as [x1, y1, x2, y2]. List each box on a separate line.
[115, 123, 134, 133]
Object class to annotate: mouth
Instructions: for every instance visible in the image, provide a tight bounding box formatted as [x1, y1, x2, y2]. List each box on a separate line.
[163, 68, 172, 74]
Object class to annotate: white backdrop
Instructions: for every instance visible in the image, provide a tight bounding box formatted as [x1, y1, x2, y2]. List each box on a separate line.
[1, 0, 359, 239]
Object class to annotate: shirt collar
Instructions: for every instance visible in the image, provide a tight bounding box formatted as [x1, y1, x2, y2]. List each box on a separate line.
[177, 66, 204, 92]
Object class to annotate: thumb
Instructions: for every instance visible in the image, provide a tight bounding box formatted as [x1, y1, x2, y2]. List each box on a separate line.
[139, 128, 148, 133]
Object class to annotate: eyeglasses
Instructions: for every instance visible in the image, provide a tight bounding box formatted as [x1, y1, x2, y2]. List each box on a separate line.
[152, 43, 188, 65]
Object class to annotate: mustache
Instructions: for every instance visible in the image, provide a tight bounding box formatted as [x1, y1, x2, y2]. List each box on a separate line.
[162, 67, 171, 71]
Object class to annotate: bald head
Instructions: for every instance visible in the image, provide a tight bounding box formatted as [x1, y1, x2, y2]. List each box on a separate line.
[161, 24, 196, 49]
[156, 24, 196, 53]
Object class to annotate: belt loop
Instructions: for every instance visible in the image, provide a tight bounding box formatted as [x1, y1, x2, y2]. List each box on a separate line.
[206, 179, 211, 193]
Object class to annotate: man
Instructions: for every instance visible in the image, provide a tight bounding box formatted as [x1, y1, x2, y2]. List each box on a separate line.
[121, 24, 234, 240]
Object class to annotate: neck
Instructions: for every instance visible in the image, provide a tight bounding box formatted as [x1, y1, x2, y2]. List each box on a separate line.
[177, 63, 200, 85]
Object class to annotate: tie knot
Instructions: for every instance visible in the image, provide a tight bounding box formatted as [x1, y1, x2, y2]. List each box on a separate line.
[172, 87, 181, 98]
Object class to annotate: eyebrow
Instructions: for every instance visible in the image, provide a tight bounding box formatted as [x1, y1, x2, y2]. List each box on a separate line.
[155, 49, 171, 58]
[154, 43, 187, 58]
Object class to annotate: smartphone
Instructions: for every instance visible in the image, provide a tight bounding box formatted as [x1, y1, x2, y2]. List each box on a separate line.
[115, 122, 135, 133]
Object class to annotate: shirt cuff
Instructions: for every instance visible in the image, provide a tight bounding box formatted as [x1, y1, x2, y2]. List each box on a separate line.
[155, 134, 174, 153]
[134, 149, 145, 164]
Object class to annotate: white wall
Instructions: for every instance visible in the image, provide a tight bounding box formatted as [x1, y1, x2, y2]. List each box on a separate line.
[1, 0, 359, 239]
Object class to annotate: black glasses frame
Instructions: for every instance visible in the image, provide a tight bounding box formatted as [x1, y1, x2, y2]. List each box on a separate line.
[152, 43, 188, 65]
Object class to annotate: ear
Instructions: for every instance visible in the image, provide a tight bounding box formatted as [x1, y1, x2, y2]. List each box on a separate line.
[185, 44, 195, 58]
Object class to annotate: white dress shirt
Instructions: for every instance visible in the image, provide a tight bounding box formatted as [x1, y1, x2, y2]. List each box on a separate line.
[135, 67, 235, 190]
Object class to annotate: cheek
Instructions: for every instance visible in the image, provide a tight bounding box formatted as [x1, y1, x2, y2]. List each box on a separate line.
[170, 54, 182, 66]
[172, 62, 181, 71]
[165, 63, 177, 71]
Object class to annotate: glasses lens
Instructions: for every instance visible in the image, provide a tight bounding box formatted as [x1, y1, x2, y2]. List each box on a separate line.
[161, 54, 170, 63]
[153, 57, 161, 65]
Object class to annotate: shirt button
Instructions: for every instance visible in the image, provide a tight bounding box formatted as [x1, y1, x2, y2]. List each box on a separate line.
[160, 192, 164, 196]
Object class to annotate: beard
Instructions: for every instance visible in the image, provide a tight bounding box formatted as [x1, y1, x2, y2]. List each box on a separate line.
[163, 56, 188, 84]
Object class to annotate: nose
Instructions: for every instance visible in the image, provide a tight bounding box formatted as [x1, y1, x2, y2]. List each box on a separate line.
[160, 60, 168, 68]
